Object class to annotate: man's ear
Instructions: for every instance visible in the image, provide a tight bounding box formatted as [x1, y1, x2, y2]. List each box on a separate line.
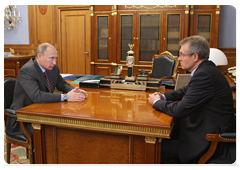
[193, 53, 200, 63]
[37, 53, 42, 59]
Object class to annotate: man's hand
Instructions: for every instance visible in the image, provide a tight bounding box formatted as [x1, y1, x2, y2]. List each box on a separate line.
[148, 92, 164, 105]
[72, 87, 88, 98]
[67, 87, 88, 102]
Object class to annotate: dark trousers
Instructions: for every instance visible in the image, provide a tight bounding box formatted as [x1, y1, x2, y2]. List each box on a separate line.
[161, 120, 181, 164]
[161, 139, 181, 164]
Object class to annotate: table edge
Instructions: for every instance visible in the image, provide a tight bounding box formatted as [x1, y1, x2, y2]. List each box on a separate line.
[17, 113, 172, 138]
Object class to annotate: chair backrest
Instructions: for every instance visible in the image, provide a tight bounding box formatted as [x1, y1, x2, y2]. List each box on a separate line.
[151, 51, 179, 78]
[4, 76, 17, 109]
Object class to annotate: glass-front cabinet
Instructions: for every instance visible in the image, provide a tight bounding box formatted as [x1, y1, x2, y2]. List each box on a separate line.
[117, 10, 186, 66]
[91, 5, 220, 76]
[197, 15, 211, 42]
[166, 14, 181, 56]
[120, 15, 134, 61]
[92, 10, 114, 76]
[189, 5, 220, 48]
[97, 15, 109, 60]
[139, 14, 160, 62]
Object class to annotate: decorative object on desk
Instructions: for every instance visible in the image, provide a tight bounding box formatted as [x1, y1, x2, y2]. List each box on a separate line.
[9, 48, 16, 55]
[137, 69, 148, 81]
[4, 52, 12, 58]
[125, 44, 135, 82]
[209, 48, 228, 66]
[4, 5, 22, 30]
[111, 79, 147, 91]
[110, 66, 123, 79]
[113, 66, 122, 74]
[101, 44, 160, 91]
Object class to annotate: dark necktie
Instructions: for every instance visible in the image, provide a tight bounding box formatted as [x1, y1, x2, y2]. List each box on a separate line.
[189, 75, 193, 81]
[44, 71, 52, 93]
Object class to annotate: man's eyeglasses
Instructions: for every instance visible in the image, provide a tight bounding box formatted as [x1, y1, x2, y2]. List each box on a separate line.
[178, 53, 195, 58]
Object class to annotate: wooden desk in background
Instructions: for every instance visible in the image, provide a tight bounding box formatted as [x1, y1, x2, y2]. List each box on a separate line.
[4, 55, 34, 76]
[16, 87, 174, 164]
[225, 74, 236, 109]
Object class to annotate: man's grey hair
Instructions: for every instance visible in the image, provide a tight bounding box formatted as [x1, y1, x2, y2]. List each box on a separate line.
[36, 43, 55, 58]
[179, 35, 210, 60]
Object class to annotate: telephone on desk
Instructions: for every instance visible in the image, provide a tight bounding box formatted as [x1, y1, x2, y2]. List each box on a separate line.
[227, 66, 236, 78]
[227, 66, 238, 91]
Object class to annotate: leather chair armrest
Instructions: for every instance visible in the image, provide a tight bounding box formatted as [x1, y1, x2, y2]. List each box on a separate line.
[206, 133, 236, 142]
[220, 133, 236, 139]
[198, 133, 236, 164]
[4, 109, 17, 118]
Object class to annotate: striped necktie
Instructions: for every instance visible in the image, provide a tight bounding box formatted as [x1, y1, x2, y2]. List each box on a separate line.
[44, 71, 52, 93]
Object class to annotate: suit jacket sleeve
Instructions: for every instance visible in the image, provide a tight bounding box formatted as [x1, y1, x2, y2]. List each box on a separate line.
[55, 72, 74, 93]
[17, 66, 62, 103]
[153, 71, 215, 118]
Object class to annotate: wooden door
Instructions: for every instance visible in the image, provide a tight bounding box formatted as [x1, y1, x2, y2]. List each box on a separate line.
[61, 10, 90, 74]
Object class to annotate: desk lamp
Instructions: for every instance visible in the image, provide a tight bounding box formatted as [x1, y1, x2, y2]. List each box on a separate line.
[209, 48, 228, 66]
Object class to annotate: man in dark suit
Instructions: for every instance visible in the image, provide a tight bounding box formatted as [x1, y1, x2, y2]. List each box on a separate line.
[148, 36, 235, 164]
[6, 43, 88, 136]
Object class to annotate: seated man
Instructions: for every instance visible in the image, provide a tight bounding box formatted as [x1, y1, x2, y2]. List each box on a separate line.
[148, 35, 236, 164]
[6, 43, 88, 136]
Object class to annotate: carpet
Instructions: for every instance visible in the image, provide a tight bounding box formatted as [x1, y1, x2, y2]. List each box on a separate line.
[4, 134, 30, 164]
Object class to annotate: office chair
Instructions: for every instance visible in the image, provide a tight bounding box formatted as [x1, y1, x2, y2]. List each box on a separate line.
[149, 51, 179, 79]
[4, 76, 34, 164]
[198, 133, 236, 164]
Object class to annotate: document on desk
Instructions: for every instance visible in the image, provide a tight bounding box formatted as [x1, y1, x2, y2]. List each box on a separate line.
[79, 80, 100, 88]
[82, 80, 100, 84]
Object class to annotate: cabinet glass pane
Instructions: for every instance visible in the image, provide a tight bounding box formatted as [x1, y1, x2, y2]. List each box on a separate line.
[97, 16, 108, 60]
[139, 14, 160, 62]
[121, 15, 133, 61]
[166, 14, 180, 56]
[197, 15, 211, 42]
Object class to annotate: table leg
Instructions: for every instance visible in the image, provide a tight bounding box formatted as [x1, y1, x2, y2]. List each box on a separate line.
[32, 123, 43, 164]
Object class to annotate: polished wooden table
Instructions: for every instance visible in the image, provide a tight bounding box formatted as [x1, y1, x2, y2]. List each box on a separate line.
[16, 87, 174, 164]
[16, 74, 235, 164]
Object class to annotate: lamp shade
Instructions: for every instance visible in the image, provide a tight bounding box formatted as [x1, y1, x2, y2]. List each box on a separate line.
[209, 48, 228, 66]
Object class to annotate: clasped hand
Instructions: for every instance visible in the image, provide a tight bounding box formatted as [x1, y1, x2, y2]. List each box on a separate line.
[148, 92, 164, 105]
[67, 87, 88, 102]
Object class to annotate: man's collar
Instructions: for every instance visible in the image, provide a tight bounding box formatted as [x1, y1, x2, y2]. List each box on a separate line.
[191, 65, 199, 76]
[37, 62, 46, 73]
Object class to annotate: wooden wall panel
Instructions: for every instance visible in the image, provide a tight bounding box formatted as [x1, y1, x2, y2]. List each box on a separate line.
[217, 47, 236, 73]
[34, 5, 54, 46]
[96, 66, 110, 76]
